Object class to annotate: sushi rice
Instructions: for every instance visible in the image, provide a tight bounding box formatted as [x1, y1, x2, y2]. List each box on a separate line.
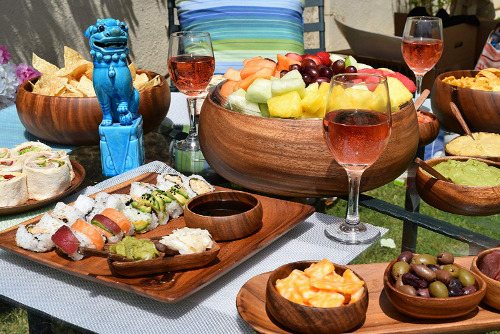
[156, 173, 185, 191]
[73, 195, 96, 221]
[122, 206, 159, 234]
[130, 182, 158, 200]
[183, 175, 214, 198]
[15, 213, 64, 252]
[51, 202, 85, 225]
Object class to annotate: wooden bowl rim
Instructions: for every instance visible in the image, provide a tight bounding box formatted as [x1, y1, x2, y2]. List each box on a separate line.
[444, 134, 500, 161]
[417, 156, 500, 190]
[19, 69, 166, 99]
[417, 109, 438, 121]
[384, 256, 487, 302]
[471, 247, 500, 287]
[267, 260, 369, 311]
[435, 70, 500, 95]
[185, 190, 262, 219]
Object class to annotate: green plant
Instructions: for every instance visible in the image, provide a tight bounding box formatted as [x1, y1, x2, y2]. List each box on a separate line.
[393, 0, 452, 15]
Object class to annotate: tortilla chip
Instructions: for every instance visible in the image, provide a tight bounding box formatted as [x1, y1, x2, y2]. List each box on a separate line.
[84, 66, 93, 81]
[129, 63, 136, 80]
[76, 75, 96, 97]
[32, 53, 59, 75]
[34, 75, 67, 96]
[133, 73, 149, 90]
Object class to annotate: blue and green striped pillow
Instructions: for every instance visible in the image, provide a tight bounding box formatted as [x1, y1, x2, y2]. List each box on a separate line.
[175, 0, 305, 74]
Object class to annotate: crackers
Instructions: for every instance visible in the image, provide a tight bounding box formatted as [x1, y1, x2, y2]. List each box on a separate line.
[443, 68, 500, 92]
[31, 46, 160, 97]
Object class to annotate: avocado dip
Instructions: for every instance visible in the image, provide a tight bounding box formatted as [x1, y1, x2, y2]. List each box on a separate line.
[433, 159, 500, 186]
[109, 236, 159, 261]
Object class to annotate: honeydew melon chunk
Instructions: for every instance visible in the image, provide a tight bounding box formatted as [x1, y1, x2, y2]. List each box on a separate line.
[329, 53, 344, 64]
[281, 69, 302, 80]
[345, 55, 358, 68]
[245, 78, 272, 103]
[227, 89, 261, 116]
[356, 63, 373, 70]
[271, 77, 306, 98]
[259, 103, 270, 117]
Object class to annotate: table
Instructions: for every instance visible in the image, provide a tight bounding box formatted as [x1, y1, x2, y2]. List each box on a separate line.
[0, 100, 387, 333]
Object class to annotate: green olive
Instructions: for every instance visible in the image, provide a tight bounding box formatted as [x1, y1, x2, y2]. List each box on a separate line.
[412, 254, 437, 266]
[429, 281, 449, 298]
[458, 269, 475, 287]
[437, 252, 454, 265]
[392, 261, 410, 281]
[397, 284, 417, 296]
[442, 264, 460, 278]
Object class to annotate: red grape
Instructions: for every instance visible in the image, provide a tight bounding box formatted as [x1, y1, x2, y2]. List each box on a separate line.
[304, 65, 319, 79]
[289, 64, 302, 72]
[331, 59, 345, 74]
[301, 58, 316, 68]
[312, 77, 330, 84]
[302, 73, 312, 85]
[344, 66, 357, 74]
[318, 66, 333, 79]
[280, 70, 289, 78]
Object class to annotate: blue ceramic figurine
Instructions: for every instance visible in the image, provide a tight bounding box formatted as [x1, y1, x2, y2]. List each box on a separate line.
[85, 18, 145, 176]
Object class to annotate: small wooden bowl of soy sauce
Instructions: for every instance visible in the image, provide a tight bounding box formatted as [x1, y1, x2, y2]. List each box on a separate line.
[184, 191, 263, 241]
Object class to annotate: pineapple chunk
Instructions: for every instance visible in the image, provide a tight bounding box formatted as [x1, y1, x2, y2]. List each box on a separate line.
[316, 82, 330, 118]
[301, 83, 323, 116]
[387, 76, 413, 112]
[267, 91, 302, 118]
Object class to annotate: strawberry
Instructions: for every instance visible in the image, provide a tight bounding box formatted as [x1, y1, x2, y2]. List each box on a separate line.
[302, 55, 321, 66]
[285, 53, 303, 62]
[315, 51, 332, 66]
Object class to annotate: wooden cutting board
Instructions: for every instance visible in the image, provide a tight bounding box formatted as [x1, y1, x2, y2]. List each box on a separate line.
[0, 172, 315, 303]
[236, 257, 500, 333]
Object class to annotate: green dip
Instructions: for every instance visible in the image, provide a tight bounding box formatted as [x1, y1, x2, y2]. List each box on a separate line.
[433, 159, 500, 186]
[109, 236, 159, 261]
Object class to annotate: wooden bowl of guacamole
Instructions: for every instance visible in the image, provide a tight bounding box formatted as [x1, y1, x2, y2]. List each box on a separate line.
[416, 156, 500, 216]
[445, 132, 500, 162]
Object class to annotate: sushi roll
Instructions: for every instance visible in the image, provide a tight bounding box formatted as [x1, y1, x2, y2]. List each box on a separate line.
[103, 194, 126, 212]
[183, 175, 214, 198]
[100, 208, 135, 236]
[156, 173, 185, 191]
[23, 151, 74, 180]
[0, 158, 22, 173]
[129, 182, 157, 200]
[0, 148, 9, 159]
[70, 219, 105, 250]
[90, 214, 124, 243]
[153, 188, 185, 219]
[122, 205, 159, 234]
[0, 172, 28, 207]
[134, 192, 170, 225]
[50, 202, 85, 225]
[51, 225, 84, 260]
[86, 192, 110, 221]
[24, 159, 71, 200]
[73, 195, 95, 221]
[10, 141, 52, 163]
[16, 214, 64, 252]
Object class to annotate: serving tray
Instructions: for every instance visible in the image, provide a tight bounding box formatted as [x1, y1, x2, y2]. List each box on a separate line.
[0, 160, 85, 215]
[0, 172, 314, 303]
[236, 257, 500, 333]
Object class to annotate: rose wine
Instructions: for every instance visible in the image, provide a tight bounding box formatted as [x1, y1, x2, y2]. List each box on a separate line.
[323, 110, 391, 170]
[402, 38, 443, 75]
[168, 55, 215, 96]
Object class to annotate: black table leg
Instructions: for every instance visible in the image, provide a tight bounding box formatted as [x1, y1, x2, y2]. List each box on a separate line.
[27, 310, 52, 334]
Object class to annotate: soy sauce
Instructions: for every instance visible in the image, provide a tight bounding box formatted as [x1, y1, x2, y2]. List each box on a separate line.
[191, 200, 254, 217]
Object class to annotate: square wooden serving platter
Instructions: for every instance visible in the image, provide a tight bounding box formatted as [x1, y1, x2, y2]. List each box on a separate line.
[0, 172, 315, 303]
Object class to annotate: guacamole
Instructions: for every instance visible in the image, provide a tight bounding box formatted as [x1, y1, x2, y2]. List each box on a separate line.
[434, 159, 500, 186]
[109, 236, 159, 261]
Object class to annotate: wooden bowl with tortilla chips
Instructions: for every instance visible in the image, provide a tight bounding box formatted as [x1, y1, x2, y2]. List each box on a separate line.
[16, 47, 170, 146]
[430, 69, 500, 134]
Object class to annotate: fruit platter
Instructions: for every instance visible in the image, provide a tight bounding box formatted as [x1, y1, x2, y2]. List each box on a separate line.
[198, 52, 420, 197]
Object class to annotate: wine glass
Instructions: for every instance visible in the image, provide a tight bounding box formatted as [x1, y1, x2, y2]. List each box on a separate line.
[401, 16, 443, 100]
[323, 73, 392, 244]
[168, 31, 215, 151]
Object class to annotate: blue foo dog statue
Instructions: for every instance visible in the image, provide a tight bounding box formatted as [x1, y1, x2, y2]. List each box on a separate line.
[85, 18, 145, 176]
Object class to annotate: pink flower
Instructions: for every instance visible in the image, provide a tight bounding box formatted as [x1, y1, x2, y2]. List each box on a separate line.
[15, 63, 41, 84]
[0, 46, 11, 65]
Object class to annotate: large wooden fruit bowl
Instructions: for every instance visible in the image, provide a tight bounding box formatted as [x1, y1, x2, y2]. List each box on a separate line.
[16, 70, 170, 146]
[431, 70, 500, 134]
[198, 87, 419, 197]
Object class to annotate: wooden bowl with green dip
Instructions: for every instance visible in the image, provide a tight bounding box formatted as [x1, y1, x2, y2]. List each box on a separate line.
[416, 156, 500, 216]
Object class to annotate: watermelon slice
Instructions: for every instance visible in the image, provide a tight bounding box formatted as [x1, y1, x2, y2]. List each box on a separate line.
[357, 68, 416, 93]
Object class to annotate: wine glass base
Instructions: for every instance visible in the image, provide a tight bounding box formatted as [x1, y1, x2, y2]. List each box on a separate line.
[175, 137, 200, 152]
[324, 221, 381, 245]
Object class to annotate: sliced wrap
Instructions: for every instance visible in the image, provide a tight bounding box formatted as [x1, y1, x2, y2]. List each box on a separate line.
[0, 172, 28, 206]
[24, 159, 71, 200]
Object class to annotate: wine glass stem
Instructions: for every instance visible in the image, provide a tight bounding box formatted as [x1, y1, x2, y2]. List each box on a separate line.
[187, 97, 198, 139]
[345, 170, 363, 227]
[414, 74, 424, 100]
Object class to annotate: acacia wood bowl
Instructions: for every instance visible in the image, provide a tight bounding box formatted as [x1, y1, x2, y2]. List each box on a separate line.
[384, 257, 486, 319]
[266, 261, 368, 334]
[184, 191, 263, 241]
[415, 156, 500, 216]
[430, 70, 500, 134]
[471, 247, 500, 310]
[198, 85, 419, 197]
[444, 134, 500, 162]
[16, 70, 170, 146]
[418, 110, 440, 147]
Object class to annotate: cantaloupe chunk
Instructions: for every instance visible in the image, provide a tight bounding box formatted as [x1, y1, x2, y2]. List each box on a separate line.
[235, 67, 274, 91]
[240, 59, 276, 79]
[219, 80, 238, 98]
[277, 53, 301, 72]
[242, 56, 262, 66]
[223, 67, 242, 82]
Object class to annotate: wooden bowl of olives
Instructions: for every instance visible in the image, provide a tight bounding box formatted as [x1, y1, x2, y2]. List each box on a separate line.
[471, 247, 500, 310]
[383, 251, 486, 319]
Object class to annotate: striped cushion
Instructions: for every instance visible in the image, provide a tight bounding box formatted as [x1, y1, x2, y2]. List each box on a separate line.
[176, 0, 305, 74]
